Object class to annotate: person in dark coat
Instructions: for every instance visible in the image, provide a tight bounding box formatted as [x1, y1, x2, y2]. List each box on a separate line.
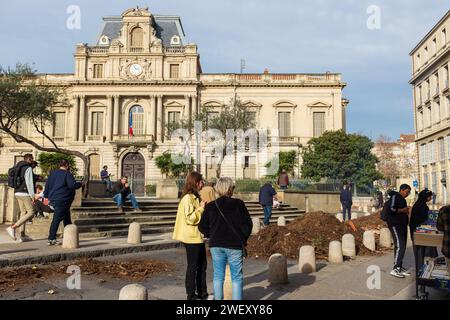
[258, 182, 277, 226]
[112, 176, 142, 213]
[340, 184, 352, 221]
[410, 189, 438, 292]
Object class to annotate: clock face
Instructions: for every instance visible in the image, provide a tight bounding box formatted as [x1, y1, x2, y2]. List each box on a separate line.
[129, 63, 143, 76]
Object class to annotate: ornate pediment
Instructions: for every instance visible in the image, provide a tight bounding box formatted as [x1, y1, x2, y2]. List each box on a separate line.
[241, 100, 262, 108]
[202, 100, 224, 108]
[87, 101, 106, 108]
[122, 7, 151, 18]
[164, 101, 184, 108]
[273, 100, 297, 108]
[307, 101, 332, 108]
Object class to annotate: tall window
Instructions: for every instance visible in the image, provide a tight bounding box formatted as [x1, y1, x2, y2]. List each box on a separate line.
[93, 64, 103, 79]
[91, 112, 104, 136]
[445, 65, 449, 88]
[129, 106, 144, 136]
[447, 96, 450, 118]
[89, 154, 100, 179]
[313, 112, 326, 137]
[416, 54, 421, 67]
[424, 47, 429, 61]
[130, 27, 143, 48]
[53, 112, 65, 137]
[16, 118, 28, 137]
[432, 38, 437, 55]
[435, 72, 440, 94]
[243, 156, 256, 179]
[426, 79, 431, 100]
[439, 138, 446, 161]
[423, 173, 429, 188]
[278, 112, 291, 137]
[170, 64, 180, 79]
[167, 111, 181, 135]
[432, 172, 438, 196]
[443, 29, 447, 45]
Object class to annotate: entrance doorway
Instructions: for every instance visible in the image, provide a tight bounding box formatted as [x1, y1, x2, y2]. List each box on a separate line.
[89, 154, 100, 179]
[122, 153, 145, 196]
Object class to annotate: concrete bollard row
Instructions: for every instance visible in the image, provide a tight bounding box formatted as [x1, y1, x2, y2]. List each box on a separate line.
[62, 225, 79, 249]
[128, 222, 142, 244]
[119, 284, 148, 300]
[252, 217, 261, 235]
[328, 241, 343, 263]
[277, 216, 286, 227]
[268, 254, 288, 284]
[351, 212, 358, 220]
[341, 234, 356, 258]
[298, 246, 316, 273]
[379, 228, 392, 248]
[363, 230, 376, 251]
[336, 213, 344, 223]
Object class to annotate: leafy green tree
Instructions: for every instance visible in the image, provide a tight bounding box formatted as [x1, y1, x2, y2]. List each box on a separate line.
[37, 152, 78, 177]
[301, 130, 381, 187]
[265, 150, 298, 178]
[155, 152, 194, 178]
[166, 97, 256, 178]
[0, 64, 90, 194]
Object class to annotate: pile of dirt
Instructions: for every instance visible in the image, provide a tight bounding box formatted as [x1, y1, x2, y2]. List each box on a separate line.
[0, 258, 175, 293]
[247, 211, 390, 260]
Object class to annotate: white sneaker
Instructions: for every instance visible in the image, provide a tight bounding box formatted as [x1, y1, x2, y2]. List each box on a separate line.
[399, 267, 412, 276]
[6, 227, 16, 240]
[390, 268, 406, 278]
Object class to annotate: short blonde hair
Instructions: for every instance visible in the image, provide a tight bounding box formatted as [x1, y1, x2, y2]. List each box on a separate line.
[215, 177, 235, 197]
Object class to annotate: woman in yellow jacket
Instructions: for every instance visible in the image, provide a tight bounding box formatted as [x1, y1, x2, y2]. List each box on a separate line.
[173, 171, 207, 300]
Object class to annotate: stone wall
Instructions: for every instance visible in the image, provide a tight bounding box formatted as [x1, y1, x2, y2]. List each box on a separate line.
[284, 191, 341, 213]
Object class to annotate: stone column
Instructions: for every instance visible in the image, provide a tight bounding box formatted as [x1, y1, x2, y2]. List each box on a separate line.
[147, 95, 156, 139]
[78, 96, 86, 142]
[192, 95, 198, 119]
[113, 95, 120, 137]
[157, 95, 163, 142]
[106, 95, 113, 141]
[72, 95, 79, 142]
[184, 95, 191, 119]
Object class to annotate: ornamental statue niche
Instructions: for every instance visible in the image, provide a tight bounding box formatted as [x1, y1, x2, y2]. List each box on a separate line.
[119, 59, 152, 80]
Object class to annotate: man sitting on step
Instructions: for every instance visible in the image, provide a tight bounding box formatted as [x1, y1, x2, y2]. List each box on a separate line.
[112, 176, 142, 213]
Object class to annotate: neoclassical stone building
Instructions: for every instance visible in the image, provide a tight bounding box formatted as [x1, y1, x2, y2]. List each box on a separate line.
[0, 7, 348, 195]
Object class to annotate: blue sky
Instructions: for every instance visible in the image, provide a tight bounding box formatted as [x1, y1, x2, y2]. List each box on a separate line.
[0, 0, 449, 140]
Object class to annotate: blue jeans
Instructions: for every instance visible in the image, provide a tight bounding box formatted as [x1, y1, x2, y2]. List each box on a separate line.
[263, 206, 272, 225]
[102, 178, 113, 191]
[210, 247, 244, 300]
[48, 200, 72, 241]
[113, 193, 139, 209]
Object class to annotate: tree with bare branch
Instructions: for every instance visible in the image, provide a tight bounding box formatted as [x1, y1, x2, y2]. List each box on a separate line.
[0, 64, 90, 195]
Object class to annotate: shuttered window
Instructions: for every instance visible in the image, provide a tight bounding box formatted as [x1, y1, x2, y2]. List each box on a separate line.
[168, 111, 181, 124]
[93, 64, 103, 79]
[278, 112, 291, 137]
[170, 64, 180, 79]
[130, 106, 144, 136]
[439, 138, 446, 161]
[53, 112, 65, 137]
[91, 112, 104, 136]
[313, 112, 326, 137]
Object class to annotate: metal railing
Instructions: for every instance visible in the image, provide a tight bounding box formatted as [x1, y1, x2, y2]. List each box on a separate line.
[165, 46, 186, 54]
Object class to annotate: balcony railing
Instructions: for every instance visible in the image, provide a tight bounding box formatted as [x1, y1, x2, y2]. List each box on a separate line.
[129, 47, 144, 53]
[86, 135, 105, 142]
[201, 73, 342, 84]
[164, 46, 186, 54]
[87, 46, 109, 54]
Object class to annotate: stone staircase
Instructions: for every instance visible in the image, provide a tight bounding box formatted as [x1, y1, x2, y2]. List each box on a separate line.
[70, 198, 305, 239]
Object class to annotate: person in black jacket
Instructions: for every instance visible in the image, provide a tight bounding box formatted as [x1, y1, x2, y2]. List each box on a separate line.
[199, 177, 252, 300]
[387, 184, 412, 278]
[258, 182, 277, 226]
[112, 176, 142, 213]
[340, 184, 353, 221]
[410, 189, 438, 294]
[44, 159, 83, 246]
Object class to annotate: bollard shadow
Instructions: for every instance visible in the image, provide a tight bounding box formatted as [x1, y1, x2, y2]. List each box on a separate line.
[78, 242, 110, 249]
[243, 262, 317, 300]
[0, 248, 38, 255]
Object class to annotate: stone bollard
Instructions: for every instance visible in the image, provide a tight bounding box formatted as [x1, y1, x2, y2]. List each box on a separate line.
[336, 213, 344, 223]
[298, 246, 316, 273]
[268, 254, 288, 284]
[363, 206, 368, 213]
[118, 284, 148, 300]
[379, 228, 392, 248]
[223, 265, 232, 300]
[62, 225, 79, 249]
[341, 234, 356, 258]
[363, 230, 376, 251]
[364, 212, 371, 217]
[277, 216, 286, 227]
[372, 207, 376, 213]
[358, 206, 362, 212]
[351, 212, 358, 220]
[328, 241, 344, 263]
[252, 218, 261, 235]
[128, 222, 142, 244]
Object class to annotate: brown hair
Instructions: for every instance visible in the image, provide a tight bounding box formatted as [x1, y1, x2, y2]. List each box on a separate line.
[182, 171, 203, 199]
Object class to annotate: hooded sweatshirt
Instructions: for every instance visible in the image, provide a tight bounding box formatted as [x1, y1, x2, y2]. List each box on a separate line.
[387, 190, 409, 225]
[410, 191, 432, 231]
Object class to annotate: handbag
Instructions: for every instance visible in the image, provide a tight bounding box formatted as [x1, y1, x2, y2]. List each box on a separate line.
[215, 201, 248, 259]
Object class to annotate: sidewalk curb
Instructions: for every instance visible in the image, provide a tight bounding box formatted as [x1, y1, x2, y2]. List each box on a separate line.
[0, 241, 183, 268]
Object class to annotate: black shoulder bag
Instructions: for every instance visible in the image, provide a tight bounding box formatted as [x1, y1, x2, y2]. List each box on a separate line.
[215, 201, 248, 259]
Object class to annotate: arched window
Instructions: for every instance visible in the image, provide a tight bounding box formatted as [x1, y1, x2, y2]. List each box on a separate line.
[129, 106, 144, 136]
[130, 27, 144, 48]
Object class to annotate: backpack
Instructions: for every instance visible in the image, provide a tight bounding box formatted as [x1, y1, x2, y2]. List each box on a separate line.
[7, 163, 27, 189]
[380, 194, 395, 222]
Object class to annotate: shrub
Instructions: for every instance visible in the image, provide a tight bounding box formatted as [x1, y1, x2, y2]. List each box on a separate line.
[37, 152, 78, 177]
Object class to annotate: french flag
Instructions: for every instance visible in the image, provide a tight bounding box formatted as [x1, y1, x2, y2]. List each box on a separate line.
[129, 110, 133, 137]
